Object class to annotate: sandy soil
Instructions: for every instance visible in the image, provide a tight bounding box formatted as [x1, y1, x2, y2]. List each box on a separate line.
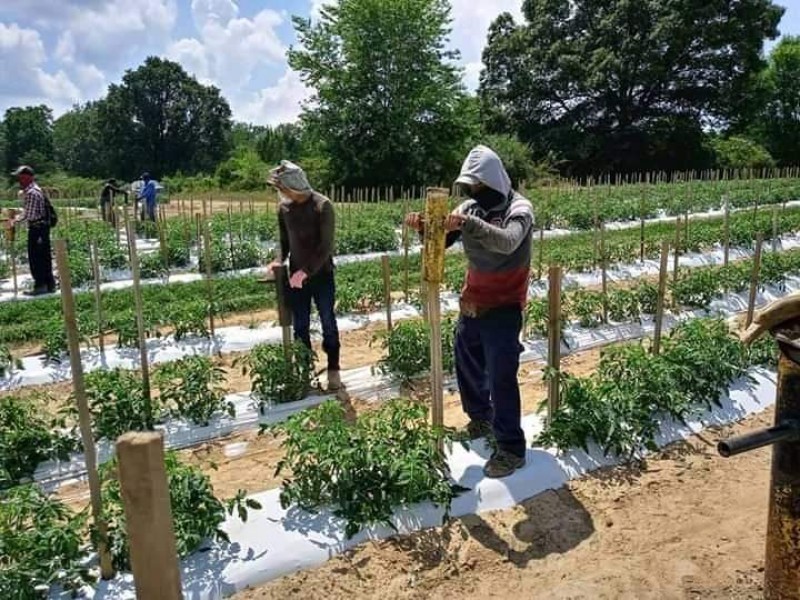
[233, 406, 773, 600]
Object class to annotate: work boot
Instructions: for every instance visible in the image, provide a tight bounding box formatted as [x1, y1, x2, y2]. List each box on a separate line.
[483, 449, 525, 479]
[326, 369, 341, 391]
[465, 419, 493, 440]
[24, 286, 48, 297]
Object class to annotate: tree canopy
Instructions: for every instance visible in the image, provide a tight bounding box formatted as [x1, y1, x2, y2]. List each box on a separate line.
[289, 0, 477, 187]
[479, 0, 785, 175]
[3, 105, 54, 174]
[756, 36, 800, 165]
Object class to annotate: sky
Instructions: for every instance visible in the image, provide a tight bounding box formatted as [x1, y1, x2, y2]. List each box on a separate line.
[0, 0, 798, 127]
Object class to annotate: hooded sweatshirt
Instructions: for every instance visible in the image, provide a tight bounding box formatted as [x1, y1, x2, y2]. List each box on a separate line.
[450, 145, 534, 311]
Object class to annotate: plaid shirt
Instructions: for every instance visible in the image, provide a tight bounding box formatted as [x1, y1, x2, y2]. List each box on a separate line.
[17, 182, 47, 226]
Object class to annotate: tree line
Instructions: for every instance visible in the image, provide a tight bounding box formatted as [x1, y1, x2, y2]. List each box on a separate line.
[1, 0, 798, 193]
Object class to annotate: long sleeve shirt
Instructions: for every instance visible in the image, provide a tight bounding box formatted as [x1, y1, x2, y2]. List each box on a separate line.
[137, 180, 157, 205]
[16, 182, 47, 227]
[277, 192, 335, 277]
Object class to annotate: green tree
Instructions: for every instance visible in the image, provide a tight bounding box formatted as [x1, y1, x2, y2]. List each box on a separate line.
[710, 136, 775, 170]
[758, 36, 800, 165]
[289, 0, 477, 188]
[480, 0, 784, 175]
[53, 103, 105, 177]
[97, 57, 233, 179]
[3, 105, 55, 173]
[256, 123, 303, 165]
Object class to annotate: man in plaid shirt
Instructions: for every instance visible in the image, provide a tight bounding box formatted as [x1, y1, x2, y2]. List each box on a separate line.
[9, 165, 55, 295]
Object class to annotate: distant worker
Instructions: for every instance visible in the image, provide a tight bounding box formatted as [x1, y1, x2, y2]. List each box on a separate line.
[404, 145, 534, 478]
[267, 160, 341, 391]
[8, 165, 56, 296]
[99, 178, 128, 224]
[137, 172, 157, 222]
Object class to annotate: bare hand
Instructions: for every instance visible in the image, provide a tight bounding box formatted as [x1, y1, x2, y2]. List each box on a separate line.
[268, 259, 283, 272]
[289, 270, 308, 289]
[404, 212, 423, 231]
[445, 213, 467, 232]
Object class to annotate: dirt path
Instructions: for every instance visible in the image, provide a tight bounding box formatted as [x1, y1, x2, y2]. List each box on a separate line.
[233, 407, 773, 600]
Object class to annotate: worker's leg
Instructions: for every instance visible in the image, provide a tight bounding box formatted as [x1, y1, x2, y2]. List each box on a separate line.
[27, 224, 51, 292]
[40, 224, 55, 291]
[147, 200, 157, 222]
[289, 276, 313, 351]
[310, 270, 340, 371]
[481, 308, 526, 458]
[455, 314, 492, 424]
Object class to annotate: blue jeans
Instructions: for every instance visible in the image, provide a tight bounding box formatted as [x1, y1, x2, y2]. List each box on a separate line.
[289, 270, 341, 370]
[455, 308, 525, 457]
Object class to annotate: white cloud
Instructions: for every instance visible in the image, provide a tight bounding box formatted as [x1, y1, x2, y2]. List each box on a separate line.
[0, 22, 80, 111]
[449, 0, 524, 90]
[236, 69, 311, 126]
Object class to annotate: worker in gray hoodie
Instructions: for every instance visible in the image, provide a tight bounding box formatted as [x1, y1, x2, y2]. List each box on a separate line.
[405, 145, 534, 478]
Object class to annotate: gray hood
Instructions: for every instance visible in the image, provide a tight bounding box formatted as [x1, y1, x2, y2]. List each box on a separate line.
[455, 145, 512, 197]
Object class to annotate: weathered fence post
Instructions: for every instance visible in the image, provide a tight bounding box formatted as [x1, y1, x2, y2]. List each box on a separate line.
[54, 240, 115, 580]
[653, 240, 670, 355]
[116, 431, 182, 599]
[746, 234, 764, 328]
[547, 265, 562, 422]
[126, 219, 154, 427]
[382, 255, 393, 331]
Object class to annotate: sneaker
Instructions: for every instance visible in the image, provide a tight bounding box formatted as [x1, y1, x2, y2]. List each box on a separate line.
[466, 419, 493, 440]
[326, 369, 341, 391]
[483, 449, 525, 479]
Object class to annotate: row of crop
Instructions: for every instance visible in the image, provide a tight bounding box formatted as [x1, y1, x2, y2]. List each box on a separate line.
[0, 201, 794, 357]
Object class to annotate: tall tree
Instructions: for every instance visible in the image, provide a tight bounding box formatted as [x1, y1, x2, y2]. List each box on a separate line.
[256, 123, 303, 165]
[53, 102, 105, 177]
[289, 0, 477, 187]
[3, 105, 55, 173]
[757, 36, 800, 165]
[480, 0, 784, 175]
[97, 57, 233, 179]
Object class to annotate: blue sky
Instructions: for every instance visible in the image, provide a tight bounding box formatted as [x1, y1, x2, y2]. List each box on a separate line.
[0, 0, 797, 126]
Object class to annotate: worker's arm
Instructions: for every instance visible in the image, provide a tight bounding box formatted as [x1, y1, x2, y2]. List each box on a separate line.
[460, 213, 533, 255]
[15, 190, 34, 225]
[301, 201, 335, 276]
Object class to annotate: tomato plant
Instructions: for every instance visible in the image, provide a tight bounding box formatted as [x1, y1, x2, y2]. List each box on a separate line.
[374, 317, 456, 382]
[235, 342, 317, 411]
[154, 355, 232, 426]
[269, 399, 464, 539]
[80, 368, 160, 441]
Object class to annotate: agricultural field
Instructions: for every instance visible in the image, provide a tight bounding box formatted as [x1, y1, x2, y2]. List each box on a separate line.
[1, 173, 798, 599]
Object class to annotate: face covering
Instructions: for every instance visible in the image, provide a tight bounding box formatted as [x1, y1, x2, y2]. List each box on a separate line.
[464, 185, 507, 212]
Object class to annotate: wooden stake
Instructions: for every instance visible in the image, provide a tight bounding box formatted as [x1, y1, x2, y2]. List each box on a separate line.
[227, 207, 236, 269]
[202, 221, 216, 336]
[403, 195, 410, 303]
[6, 211, 18, 297]
[382, 255, 393, 331]
[746, 234, 764, 328]
[54, 240, 114, 580]
[89, 241, 105, 354]
[724, 196, 731, 268]
[423, 187, 449, 444]
[273, 265, 293, 361]
[772, 206, 779, 253]
[116, 432, 182, 599]
[653, 241, 670, 355]
[673, 216, 681, 284]
[126, 220, 154, 427]
[639, 193, 646, 263]
[537, 224, 545, 280]
[600, 222, 608, 323]
[547, 265, 562, 421]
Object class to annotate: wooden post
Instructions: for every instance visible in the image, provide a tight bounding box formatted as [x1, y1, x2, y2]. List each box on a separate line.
[116, 432, 182, 599]
[126, 220, 154, 427]
[403, 194, 410, 303]
[202, 221, 216, 336]
[273, 265, 293, 361]
[639, 193, 646, 263]
[547, 265, 562, 421]
[423, 188, 449, 444]
[746, 234, 764, 328]
[54, 240, 114, 580]
[653, 241, 670, 355]
[382, 255, 393, 331]
[227, 207, 236, 269]
[6, 209, 18, 298]
[600, 222, 608, 323]
[537, 224, 545, 280]
[157, 217, 168, 279]
[673, 216, 681, 284]
[724, 196, 731, 268]
[772, 206, 779, 253]
[122, 205, 134, 265]
[89, 241, 105, 354]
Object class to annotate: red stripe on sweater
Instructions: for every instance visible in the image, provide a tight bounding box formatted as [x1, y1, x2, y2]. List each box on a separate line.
[461, 267, 530, 309]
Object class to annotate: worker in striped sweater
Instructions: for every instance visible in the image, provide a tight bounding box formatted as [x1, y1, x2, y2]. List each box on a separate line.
[405, 145, 534, 478]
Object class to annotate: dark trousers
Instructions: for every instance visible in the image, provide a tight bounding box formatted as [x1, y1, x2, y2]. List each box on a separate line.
[289, 270, 341, 370]
[455, 308, 526, 457]
[140, 200, 156, 222]
[28, 223, 55, 291]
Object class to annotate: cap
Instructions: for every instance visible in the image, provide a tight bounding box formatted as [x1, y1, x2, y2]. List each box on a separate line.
[11, 165, 34, 176]
[455, 173, 480, 187]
